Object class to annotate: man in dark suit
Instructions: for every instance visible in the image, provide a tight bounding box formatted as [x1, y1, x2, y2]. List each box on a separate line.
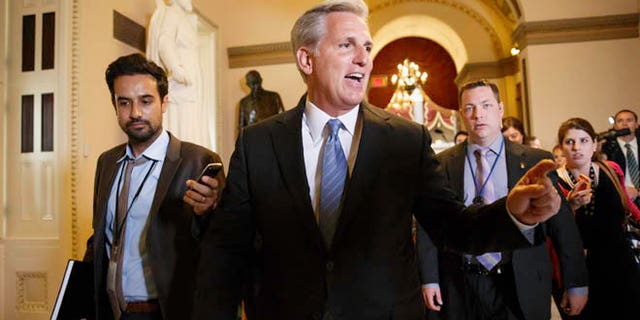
[416, 80, 588, 320]
[193, 1, 562, 319]
[601, 109, 640, 206]
[83, 53, 223, 320]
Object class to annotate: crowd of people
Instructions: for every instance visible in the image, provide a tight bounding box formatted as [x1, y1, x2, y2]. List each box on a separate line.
[447, 108, 640, 320]
[79, 1, 638, 320]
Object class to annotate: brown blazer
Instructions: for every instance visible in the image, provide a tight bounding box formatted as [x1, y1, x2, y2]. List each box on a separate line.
[84, 133, 223, 320]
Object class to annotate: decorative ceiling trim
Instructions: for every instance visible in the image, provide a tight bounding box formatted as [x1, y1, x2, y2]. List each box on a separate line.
[455, 55, 519, 86]
[369, 0, 506, 58]
[479, 0, 516, 24]
[227, 42, 294, 68]
[508, 0, 521, 19]
[513, 13, 639, 49]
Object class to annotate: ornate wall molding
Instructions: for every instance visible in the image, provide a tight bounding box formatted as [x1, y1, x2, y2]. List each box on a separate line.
[455, 55, 519, 86]
[226, 0, 517, 67]
[513, 13, 639, 49]
[370, 0, 507, 57]
[16, 271, 48, 312]
[227, 42, 293, 68]
[70, 0, 80, 259]
[113, 10, 146, 52]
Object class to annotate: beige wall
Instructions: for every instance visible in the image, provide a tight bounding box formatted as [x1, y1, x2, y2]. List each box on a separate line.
[75, 0, 156, 256]
[519, 0, 640, 148]
[0, 0, 5, 314]
[520, 0, 638, 21]
[525, 38, 640, 148]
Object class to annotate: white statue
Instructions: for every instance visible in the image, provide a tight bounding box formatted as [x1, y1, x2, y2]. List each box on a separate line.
[147, 0, 210, 147]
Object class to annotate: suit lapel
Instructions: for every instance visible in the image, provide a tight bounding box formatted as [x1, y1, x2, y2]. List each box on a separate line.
[271, 101, 325, 251]
[332, 103, 386, 247]
[447, 144, 466, 199]
[149, 133, 182, 219]
[505, 140, 527, 189]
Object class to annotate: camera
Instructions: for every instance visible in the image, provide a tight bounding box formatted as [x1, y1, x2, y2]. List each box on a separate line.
[597, 128, 631, 141]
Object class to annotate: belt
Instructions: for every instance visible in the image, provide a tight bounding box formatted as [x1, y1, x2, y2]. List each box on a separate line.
[125, 299, 160, 313]
[461, 261, 509, 276]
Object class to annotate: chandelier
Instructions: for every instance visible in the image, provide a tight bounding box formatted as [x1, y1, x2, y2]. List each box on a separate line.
[386, 59, 428, 121]
[390, 58, 428, 92]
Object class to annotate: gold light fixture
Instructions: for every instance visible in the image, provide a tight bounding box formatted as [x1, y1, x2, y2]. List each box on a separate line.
[390, 58, 428, 92]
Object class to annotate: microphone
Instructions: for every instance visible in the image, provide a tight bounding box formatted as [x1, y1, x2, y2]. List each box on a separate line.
[597, 128, 631, 141]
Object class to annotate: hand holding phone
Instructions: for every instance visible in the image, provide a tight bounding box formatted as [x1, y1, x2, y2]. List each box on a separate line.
[575, 174, 591, 192]
[196, 162, 223, 183]
[187, 163, 223, 215]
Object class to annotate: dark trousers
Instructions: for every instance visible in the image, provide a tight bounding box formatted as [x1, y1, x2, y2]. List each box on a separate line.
[429, 263, 524, 320]
[120, 310, 162, 320]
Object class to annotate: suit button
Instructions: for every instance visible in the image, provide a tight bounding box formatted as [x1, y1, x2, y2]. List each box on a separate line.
[326, 261, 334, 272]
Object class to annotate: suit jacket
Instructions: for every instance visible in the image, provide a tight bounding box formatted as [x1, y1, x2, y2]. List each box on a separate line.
[417, 140, 587, 320]
[84, 133, 223, 320]
[194, 100, 546, 320]
[602, 133, 640, 180]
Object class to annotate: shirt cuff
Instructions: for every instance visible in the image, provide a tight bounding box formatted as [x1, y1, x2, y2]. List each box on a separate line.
[422, 283, 440, 289]
[567, 286, 588, 296]
[507, 211, 537, 244]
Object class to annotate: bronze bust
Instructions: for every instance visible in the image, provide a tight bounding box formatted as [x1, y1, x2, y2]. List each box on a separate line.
[238, 70, 284, 130]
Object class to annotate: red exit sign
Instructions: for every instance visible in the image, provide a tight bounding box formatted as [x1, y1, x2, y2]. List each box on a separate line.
[370, 75, 388, 88]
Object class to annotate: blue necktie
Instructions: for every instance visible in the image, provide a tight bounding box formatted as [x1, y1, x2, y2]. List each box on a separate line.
[474, 149, 502, 271]
[319, 119, 348, 246]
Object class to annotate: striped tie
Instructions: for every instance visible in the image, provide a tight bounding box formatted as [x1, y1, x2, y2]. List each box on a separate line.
[319, 119, 347, 247]
[625, 143, 640, 188]
[474, 149, 501, 271]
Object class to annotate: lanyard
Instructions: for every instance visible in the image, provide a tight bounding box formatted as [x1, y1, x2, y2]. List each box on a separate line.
[465, 138, 504, 204]
[113, 157, 158, 245]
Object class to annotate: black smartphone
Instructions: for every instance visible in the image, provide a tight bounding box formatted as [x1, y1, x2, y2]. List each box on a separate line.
[196, 162, 223, 183]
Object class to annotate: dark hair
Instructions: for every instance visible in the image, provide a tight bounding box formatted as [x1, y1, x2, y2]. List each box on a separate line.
[105, 53, 168, 106]
[454, 130, 468, 141]
[614, 109, 638, 122]
[557, 117, 601, 161]
[501, 116, 526, 143]
[458, 79, 501, 103]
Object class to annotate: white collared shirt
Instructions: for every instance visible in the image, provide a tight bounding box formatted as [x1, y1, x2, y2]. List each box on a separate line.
[617, 136, 638, 187]
[301, 100, 359, 214]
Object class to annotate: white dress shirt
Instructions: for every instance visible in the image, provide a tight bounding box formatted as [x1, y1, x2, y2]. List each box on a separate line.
[301, 100, 359, 216]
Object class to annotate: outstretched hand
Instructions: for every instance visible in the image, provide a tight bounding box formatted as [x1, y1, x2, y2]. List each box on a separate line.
[506, 159, 561, 225]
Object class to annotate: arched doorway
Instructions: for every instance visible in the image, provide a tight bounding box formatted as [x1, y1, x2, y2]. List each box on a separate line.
[368, 37, 459, 110]
[368, 37, 460, 151]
